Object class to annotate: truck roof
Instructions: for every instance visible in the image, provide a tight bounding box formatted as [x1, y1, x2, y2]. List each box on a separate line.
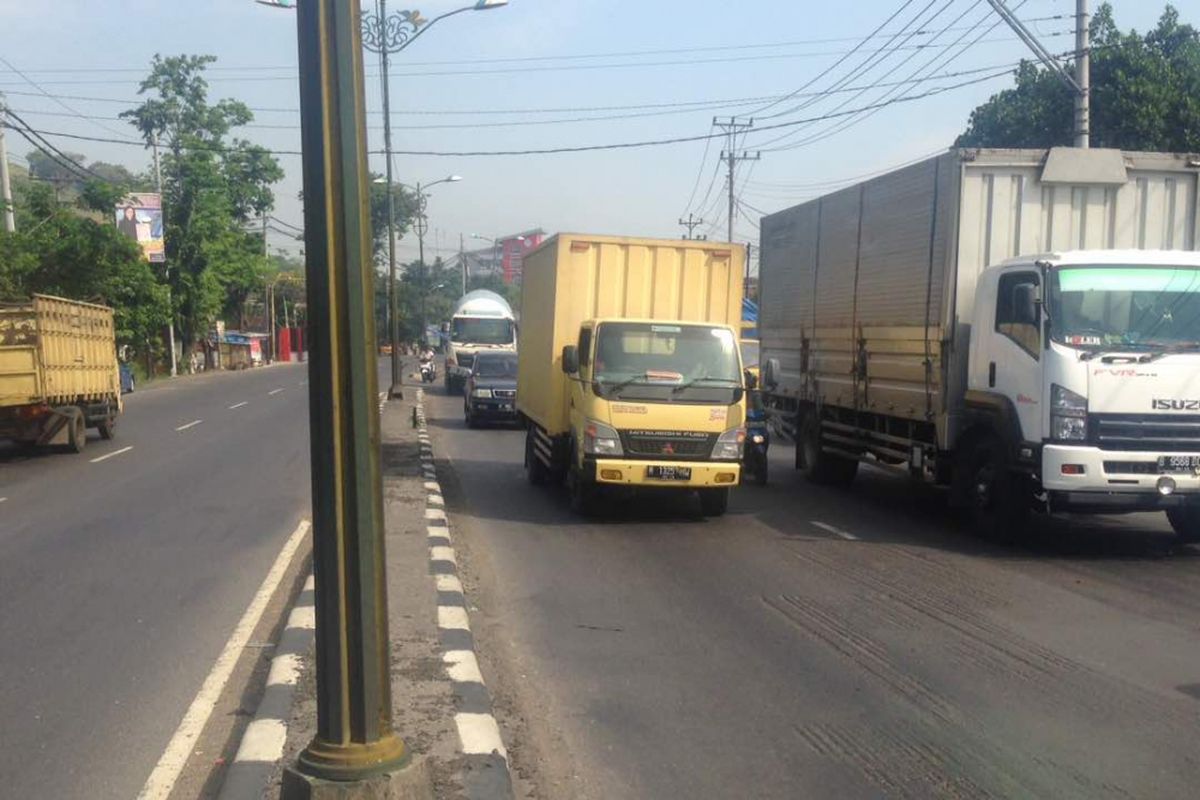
[995, 250, 1200, 269]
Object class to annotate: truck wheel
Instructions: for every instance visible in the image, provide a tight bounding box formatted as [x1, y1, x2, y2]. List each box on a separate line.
[65, 408, 87, 453]
[97, 413, 116, 441]
[800, 413, 857, 486]
[1166, 508, 1200, 545]
[567, 468, 598, 516]
[961, 436, 1027, 540]
[525, 429, 549, 486]
[699, 487, 730, 516]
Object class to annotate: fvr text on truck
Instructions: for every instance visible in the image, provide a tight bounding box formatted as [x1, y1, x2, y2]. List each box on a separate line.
[518, 234, 747, 516]
[758, 147, 1200, 543]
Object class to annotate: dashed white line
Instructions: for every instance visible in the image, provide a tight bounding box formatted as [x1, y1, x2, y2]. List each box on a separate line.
[228, 401, 249, 410]
[175, 420, 203, 432]
[90, 446, 134, 464]
[268, 388, 285, 396]
[811, 520, 859, 541]
[0, 497, 7, 503]
[136, 519, 310, 800]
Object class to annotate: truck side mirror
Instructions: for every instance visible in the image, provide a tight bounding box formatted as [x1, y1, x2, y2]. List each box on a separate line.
[763, 358, 781, 390]
[1013, 283, 1038, 325]
[744, 369, 758, 390]
[561, 345, 579, 375]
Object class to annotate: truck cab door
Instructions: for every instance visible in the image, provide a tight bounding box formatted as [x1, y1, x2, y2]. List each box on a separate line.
[974, 269, 1044, 442]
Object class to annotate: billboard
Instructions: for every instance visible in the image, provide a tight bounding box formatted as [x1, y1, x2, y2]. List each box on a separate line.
[115, 193, 165, 263]
[501, 233, 543, 285]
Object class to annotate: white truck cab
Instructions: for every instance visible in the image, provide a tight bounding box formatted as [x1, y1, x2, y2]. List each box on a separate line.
[443, 290, 517, 393]
[969, 250, 1200, 534]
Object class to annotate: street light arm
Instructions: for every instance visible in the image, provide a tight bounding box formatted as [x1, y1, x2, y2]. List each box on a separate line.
[362, 4, 477, 55]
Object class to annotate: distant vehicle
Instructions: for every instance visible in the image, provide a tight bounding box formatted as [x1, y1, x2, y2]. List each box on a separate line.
[419, 356, 437, 384]
[759, 147, 1200, 543]
[444, 290, 517, 394]
[119, 363, 136, 394]
[742, 380, 769, 486]
[518, 234, 747, 517]
[0, 295, 122, 453]
[380, 342, 393, 356]
[463, 351, 518, 428]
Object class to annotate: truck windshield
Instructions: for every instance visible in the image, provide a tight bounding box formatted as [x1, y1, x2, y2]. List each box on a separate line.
[452, 317, 513, 345]
[1048, 266, 1200, 349]
[592, 322, 741, 403]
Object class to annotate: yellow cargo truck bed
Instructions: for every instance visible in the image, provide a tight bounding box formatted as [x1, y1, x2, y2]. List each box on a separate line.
[0, 294, 120, 408]
[517, 233, 745, 435]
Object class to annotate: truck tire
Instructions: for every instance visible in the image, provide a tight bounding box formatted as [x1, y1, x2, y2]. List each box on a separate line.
[800, 413, 857, 486]
[97, 413, 116, 441]
[1166, 508, 1200, 545]
[959, 435, 1028, 540]
[525, 428, 549, 486]
[65, 408, 87, 453]
[699, 487, 730, 516]
[567, 467, 598, 516]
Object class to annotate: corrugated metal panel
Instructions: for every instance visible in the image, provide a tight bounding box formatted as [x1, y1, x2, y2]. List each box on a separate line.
[517, 234, 744, 434]
[0, 295, 118, 407]
[760, 202, 817, 393]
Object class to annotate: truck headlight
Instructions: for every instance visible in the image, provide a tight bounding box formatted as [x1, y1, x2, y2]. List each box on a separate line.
[471, 388, 493, 398]
[583, 420, 622, 456]
[712, 427, 746, 460]
[1051, 384, 1087, 441]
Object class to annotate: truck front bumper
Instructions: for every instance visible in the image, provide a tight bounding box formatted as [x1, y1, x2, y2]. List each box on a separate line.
[590, 458, 740, 488]
[1042, 444, 1200, 511]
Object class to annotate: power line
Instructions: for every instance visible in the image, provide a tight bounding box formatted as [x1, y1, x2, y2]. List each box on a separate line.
[0, 56, 130, 139]
[15, 69, 1016, 159]
[2, 109, 113, 184]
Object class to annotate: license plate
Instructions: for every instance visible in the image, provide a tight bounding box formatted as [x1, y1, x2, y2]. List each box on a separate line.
[646, 466, 691, 481]
[1158, 455, 1200, 473]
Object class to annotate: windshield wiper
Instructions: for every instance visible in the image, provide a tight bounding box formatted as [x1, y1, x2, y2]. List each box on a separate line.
[599, 372, 656, 396]
[671, 376, 742, 394]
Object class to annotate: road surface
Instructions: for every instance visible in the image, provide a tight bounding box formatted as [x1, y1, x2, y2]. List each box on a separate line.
[0, 364, 311, 800]
[420, 382, 1200, 800]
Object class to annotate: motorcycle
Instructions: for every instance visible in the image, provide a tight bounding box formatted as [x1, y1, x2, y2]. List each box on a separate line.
[742, 383, 769, 486]
[419, 357, 437, 384]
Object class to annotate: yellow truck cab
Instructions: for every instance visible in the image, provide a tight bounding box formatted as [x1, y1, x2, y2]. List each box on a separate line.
[517, 234, 746, 516]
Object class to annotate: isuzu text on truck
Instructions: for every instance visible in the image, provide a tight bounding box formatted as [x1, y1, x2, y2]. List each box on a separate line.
[759, 147, 1200, 543]
[517, 234, 747, 516]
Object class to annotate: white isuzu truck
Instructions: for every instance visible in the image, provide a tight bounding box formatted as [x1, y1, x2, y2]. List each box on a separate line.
[758, 147, 1200, 542]
[443, 290, 518, 393]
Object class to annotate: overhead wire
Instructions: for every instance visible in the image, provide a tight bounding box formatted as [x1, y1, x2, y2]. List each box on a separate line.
[0, 55, 131, 139]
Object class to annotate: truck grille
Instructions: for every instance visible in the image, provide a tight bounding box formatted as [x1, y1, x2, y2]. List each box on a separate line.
[619, 430, 716, 460]
[492, 388, 516, 399]
[1091, 414, 1200, 452]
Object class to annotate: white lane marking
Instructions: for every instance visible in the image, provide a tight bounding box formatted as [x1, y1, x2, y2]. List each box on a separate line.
[303, 574, 315, 591]
[811, 520, 859, 541]
[287, 605, 316, 631]
[430, 546, 457, 564]
[90, 446, 133, 464]
[228, 401, 249, 410]
[175, 419, 203, 432]
[232, 718, 288, 763]
[443, 650, 484, 684]
[455, 713, 507, 758]
[268, 388, 285, 396]
[266, 653, 304, 687]
[0, 497, 8, 503]
[437, 606, 471, 631]
[436, 574, 464, 594]
[137, 519, 310, 800]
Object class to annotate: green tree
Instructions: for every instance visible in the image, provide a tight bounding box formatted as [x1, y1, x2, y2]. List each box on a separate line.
[368, 173, 419, 265]
[957, 4, 1200, 151]
[121, 54, 283, 366]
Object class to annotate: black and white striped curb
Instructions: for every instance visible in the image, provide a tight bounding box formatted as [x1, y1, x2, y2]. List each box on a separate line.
[415, 389, 515, 800]
[217, 574, 315, 800]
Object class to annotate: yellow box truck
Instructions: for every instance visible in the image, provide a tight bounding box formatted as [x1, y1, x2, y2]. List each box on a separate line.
[517, 233, 747, 516]
[0, 294, 122, 453]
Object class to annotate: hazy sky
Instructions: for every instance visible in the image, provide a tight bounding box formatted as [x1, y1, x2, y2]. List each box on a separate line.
[0, 0, 1183, 269]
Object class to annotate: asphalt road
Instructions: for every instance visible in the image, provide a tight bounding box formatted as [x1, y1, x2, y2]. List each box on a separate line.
[421, 385, 1200, 800]
[0, 363, 312, 800]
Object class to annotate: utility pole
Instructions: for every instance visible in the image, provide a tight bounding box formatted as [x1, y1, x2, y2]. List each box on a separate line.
[678, 213, 704, 240]
[151, 132, 178, 377]
[459, 232, 467, 295]
[1075, 0, 1090, 148]
[716, 117, 759, 243]
[415, 183, 428, 342]
[0, 95, 14, 233]
[283, 0, 424, 794]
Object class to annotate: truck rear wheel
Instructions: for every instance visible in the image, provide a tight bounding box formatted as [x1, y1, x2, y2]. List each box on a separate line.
[525, 428, 549, 486]
[1166, 508, 1200, 545]
[800, 413, 857, 486]
[65, 408, 87, 453]
[698, 487, 730, 516]
[97, 414, 115, 440]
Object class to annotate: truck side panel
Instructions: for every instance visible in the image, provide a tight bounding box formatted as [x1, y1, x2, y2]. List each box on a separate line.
[517, 234, 744, 436]
[33, 295, 119, 404]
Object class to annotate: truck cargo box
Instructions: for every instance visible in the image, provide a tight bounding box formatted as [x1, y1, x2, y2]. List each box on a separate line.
[517, 233, 745, 435]
[0, 294, 120, 408]
[759, 147, 1199, 445]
